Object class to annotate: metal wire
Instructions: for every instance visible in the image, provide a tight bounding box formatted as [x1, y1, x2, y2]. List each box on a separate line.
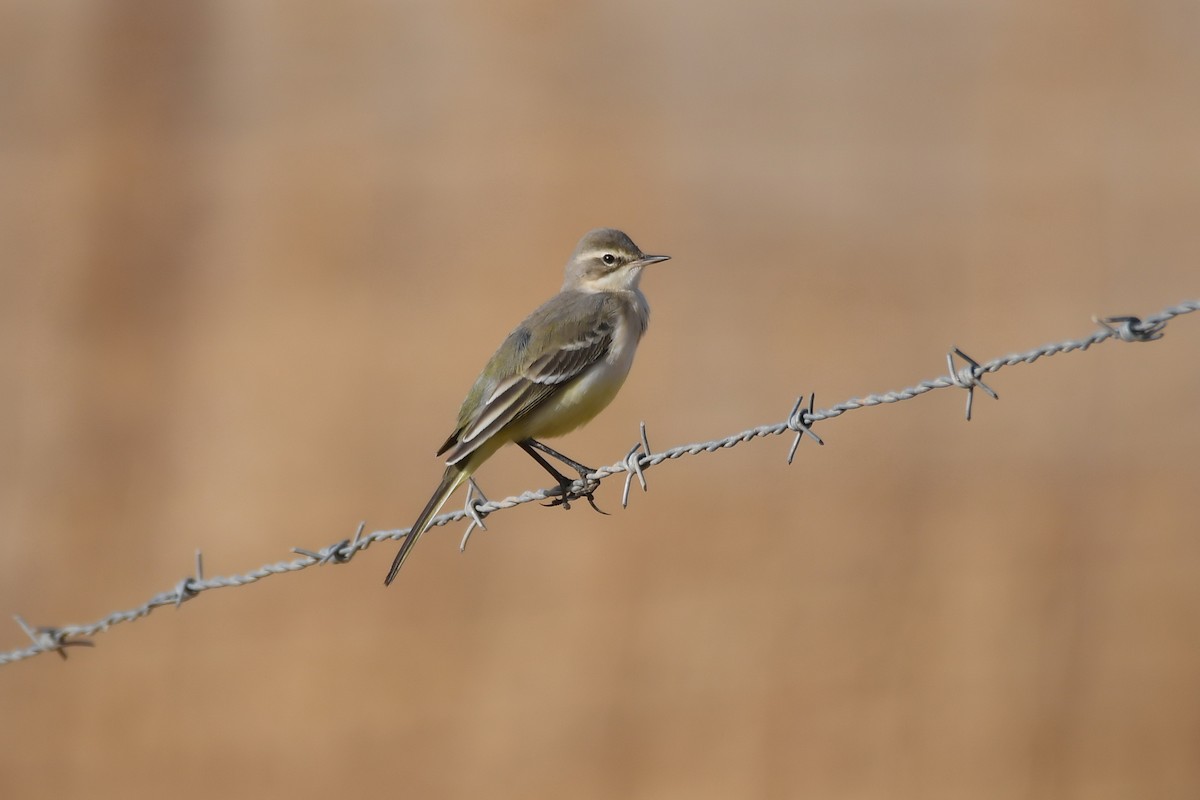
[3, 300, 1196, 666]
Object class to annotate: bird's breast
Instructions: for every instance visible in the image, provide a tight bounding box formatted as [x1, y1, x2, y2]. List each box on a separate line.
[517, 305, 644, 440]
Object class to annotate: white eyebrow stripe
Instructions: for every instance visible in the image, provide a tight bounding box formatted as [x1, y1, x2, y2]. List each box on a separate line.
[578, 249, 619, 261]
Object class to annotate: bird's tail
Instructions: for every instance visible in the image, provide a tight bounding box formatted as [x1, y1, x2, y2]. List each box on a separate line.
[385, 464, 469, 585]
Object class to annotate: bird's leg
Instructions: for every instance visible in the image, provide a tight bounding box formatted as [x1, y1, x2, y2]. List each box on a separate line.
[517, 440, 573, 499]
[525, 439, 597, 478]
[517, 440, 607, 515]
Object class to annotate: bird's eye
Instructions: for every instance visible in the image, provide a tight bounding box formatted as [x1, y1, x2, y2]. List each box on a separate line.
[602, 253, 616, 265]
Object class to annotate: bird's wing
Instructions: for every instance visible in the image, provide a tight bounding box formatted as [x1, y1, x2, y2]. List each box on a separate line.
[437, 294, 615, 466]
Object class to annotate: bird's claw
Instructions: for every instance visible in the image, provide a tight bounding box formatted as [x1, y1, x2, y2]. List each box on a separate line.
[543, 480, 607, 515]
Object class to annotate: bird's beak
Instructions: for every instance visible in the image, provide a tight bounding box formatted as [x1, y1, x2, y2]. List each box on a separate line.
[636, 254, 671, 267]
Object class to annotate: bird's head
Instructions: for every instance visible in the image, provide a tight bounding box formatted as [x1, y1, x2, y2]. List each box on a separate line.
[563, 228, 670, 293]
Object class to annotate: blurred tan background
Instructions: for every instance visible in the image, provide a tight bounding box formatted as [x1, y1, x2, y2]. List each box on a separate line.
[2, 1, 1199, 798]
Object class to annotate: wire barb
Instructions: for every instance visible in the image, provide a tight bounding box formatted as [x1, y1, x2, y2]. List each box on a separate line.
[2, 298, 1196, 666]
[293, 521, 367, 565]
[621, 422, 654, 508]
[947, 347, 999, 421]
[170, 550, 206, 609]
[14, 615, 94, 661]
[459, 478, 491, 553]
[1094, 314, 1167, 342]
[785, 393, 824, 464]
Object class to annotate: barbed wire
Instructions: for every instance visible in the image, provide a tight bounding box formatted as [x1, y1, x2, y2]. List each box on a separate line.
[3, 299, 1197, 666]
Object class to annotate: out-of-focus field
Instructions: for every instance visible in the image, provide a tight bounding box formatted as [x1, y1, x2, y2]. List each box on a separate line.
[2, 2, 1198, 798]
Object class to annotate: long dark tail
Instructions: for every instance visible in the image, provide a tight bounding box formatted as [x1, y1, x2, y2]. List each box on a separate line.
[385, 465, 468, 585]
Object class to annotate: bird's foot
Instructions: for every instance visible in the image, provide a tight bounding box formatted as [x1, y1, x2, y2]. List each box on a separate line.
[543, 477, 608, 515]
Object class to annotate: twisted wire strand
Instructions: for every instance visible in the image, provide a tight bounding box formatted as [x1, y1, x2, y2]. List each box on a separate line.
[3, 299, 1197, 666]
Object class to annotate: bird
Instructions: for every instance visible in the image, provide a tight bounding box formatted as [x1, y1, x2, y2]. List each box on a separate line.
[385, 228, 669, 584]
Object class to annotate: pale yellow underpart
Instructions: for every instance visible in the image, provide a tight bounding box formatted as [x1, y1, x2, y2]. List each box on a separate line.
[460, 274, 648, 457]
[503, 298, 642, 443]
